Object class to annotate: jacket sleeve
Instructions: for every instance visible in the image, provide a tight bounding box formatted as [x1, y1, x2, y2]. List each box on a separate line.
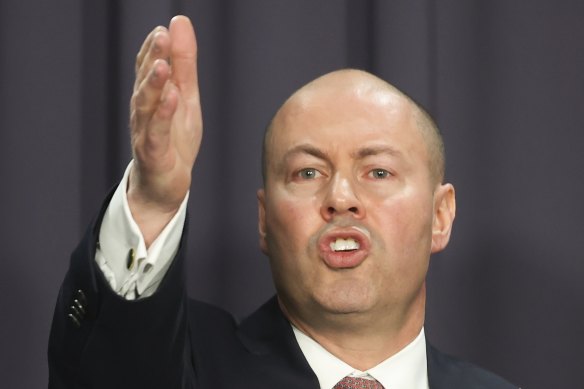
[48, 190, 196, 389]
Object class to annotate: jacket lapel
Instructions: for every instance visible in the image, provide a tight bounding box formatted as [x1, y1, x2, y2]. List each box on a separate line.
[237, 296, 320, 388]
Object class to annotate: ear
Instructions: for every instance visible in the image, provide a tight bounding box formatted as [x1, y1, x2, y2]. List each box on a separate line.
[257, 188, 269, 255]
[431, 183, 456, 253]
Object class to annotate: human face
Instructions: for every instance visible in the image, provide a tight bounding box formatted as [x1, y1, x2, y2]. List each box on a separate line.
[258, 78, 455, 328]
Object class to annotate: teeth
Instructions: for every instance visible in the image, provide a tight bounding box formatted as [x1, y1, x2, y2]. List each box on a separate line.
[330, 238, 360, 252]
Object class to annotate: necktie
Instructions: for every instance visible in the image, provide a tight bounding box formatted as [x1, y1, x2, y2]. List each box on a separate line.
[333, 376, 385, 389]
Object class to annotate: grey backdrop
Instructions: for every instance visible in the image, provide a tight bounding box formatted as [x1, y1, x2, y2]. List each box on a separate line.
[1, 1, 583, 388]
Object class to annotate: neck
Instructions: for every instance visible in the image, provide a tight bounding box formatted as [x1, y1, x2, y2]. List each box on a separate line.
[280, 288, 426, 371]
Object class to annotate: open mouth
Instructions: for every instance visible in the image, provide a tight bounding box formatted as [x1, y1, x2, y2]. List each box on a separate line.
[318, 227, 371, 269]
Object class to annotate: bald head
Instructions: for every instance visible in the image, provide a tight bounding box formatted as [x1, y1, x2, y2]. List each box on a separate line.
[262, 69, 445, 186]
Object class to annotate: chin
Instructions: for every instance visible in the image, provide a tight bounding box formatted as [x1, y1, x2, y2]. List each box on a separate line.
[314, 281, 375, 315]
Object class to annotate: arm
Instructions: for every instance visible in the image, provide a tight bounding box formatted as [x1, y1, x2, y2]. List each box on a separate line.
[96, 14, 201, 299]
[48, 16, 203, 388]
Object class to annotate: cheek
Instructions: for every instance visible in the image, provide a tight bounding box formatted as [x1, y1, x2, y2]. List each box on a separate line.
[372, 193, 434, 266]
[370, 202, 432, 299]
[264, 193, 323, 295]
[265, 193, 320, 256]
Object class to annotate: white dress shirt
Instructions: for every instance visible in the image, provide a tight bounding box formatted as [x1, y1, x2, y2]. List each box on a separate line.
[97, 161, 429, 388]
[293, 326, 429, 389]
[96, 161, 188, 300]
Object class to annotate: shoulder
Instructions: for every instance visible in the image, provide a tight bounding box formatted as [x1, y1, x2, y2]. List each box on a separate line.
[427, 343, 518, 389]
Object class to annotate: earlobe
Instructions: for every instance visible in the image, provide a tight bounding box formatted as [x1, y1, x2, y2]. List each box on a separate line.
[257, 189, 269, 254]
[431, 183, 456, 253]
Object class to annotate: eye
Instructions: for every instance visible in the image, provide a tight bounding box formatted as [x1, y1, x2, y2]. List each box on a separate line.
[297, 168, 321, 180]
[369, 168, 391, 179]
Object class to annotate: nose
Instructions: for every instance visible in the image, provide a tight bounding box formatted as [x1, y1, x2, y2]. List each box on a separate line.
[320, 174, 364, 221]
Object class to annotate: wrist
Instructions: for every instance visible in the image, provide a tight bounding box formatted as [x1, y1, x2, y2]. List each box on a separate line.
[127, 170, 184, 247]
[127, 191, 178, 248]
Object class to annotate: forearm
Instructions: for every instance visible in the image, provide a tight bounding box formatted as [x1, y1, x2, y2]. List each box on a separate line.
[97, 160, 188, 299]
[48, 188, 193, 388]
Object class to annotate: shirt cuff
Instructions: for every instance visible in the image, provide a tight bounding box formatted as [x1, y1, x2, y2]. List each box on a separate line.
[96, 160, 189, 300]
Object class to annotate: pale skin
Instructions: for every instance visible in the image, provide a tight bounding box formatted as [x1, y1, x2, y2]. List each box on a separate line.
[130, 16, 456, 371]
[128, 15, 201, 247]
[258, 73, 456, 369]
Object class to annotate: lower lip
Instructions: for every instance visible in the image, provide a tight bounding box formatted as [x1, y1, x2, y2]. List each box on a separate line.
[320, 249, 368, 269]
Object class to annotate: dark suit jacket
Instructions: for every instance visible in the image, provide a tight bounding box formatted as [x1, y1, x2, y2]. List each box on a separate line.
[48, 195, 517, 388]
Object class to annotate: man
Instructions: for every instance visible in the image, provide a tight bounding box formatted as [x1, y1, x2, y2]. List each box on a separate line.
[49, 16, 517, 388]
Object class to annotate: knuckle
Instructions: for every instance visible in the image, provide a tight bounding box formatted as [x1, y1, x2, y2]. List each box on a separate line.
[141, 138, 165, 161]
[135, 53, 142, 70]
[130, 111, 140, 130]
[131, 90, 147, 110]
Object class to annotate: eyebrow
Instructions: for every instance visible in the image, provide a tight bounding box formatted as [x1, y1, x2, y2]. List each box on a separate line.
[283, 144, 331, 163]
[282, 144, 402, 165]
[352, 145, 403, 160]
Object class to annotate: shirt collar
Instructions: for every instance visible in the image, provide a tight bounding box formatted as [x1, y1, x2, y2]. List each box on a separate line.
[292, 326, 429, 389]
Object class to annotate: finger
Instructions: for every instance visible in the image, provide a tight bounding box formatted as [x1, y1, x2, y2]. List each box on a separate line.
[140, 84, 179, 163]
[134, 28, 171, 91]
[168, 15, 199, 97]
[135, 26, 167, 74]
[131, 59, 171, 133]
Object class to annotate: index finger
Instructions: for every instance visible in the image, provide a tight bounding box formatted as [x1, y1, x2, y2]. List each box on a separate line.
[169, 15, 198, 96]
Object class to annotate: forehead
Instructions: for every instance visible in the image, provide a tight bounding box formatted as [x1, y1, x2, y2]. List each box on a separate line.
[268, 84, 425, 159]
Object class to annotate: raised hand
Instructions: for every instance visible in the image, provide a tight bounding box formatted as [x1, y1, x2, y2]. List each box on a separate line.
[127, 16, 202, 246]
